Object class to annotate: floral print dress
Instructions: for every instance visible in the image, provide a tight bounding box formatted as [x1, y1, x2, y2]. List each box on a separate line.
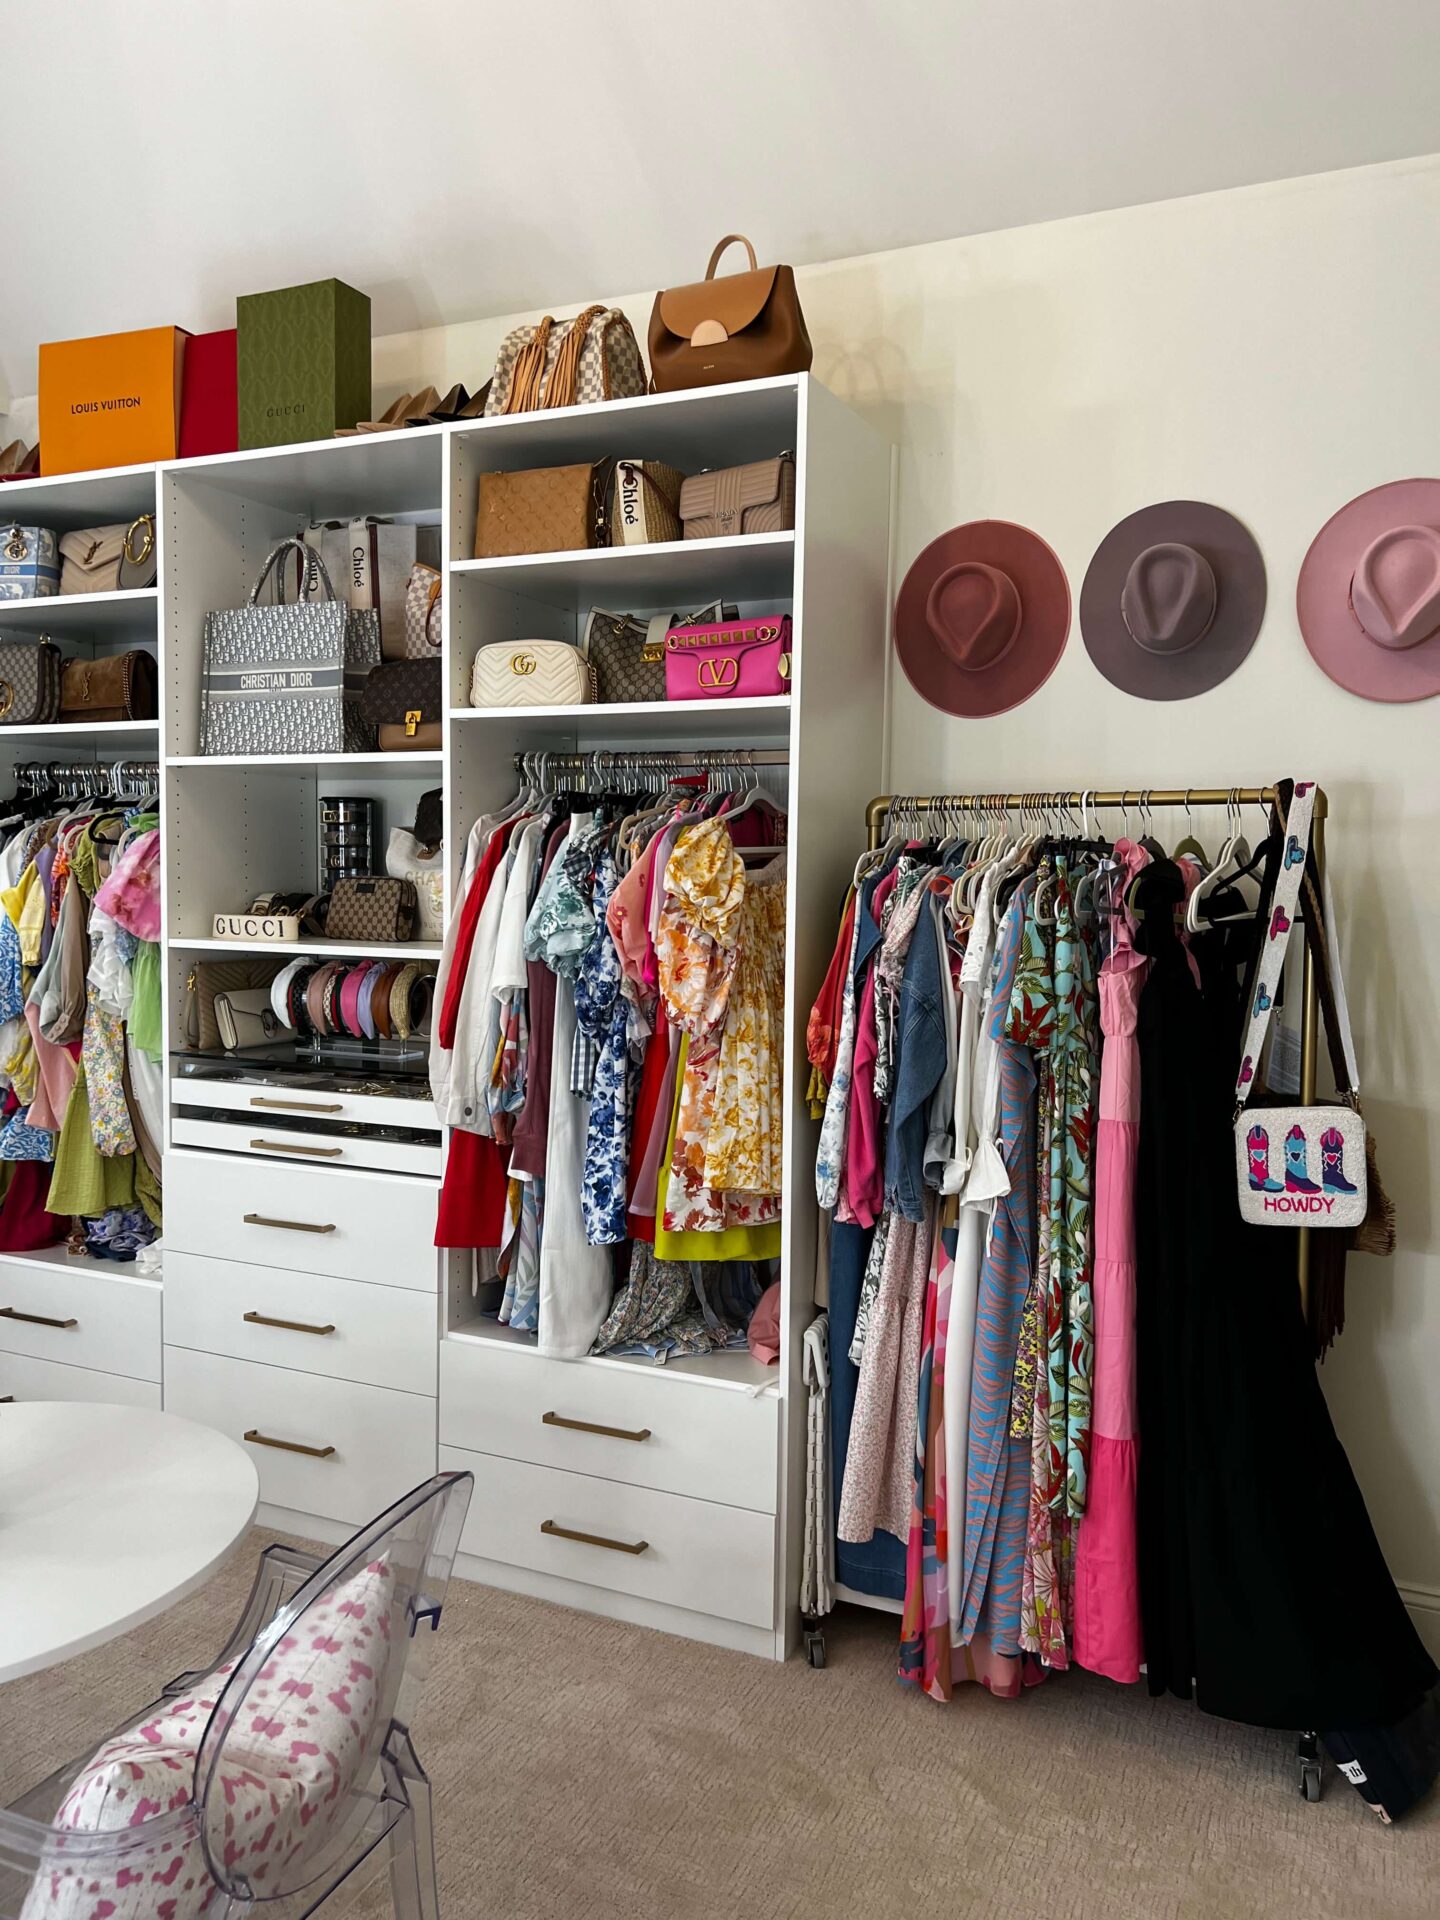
[657, 819, 780, 1238]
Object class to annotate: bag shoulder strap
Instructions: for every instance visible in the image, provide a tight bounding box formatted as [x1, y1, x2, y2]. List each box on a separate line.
[252, 538, 335, 606]
[1235, 780, 1357, 1112]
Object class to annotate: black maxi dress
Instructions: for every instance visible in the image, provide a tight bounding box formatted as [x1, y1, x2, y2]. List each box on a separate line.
[1132, 854, 1437, 1732]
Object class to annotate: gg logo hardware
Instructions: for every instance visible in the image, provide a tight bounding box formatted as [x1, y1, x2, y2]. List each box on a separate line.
[404, 707, 421, 737]
[697, 656, 739, 690]
[510, 652, 537, 676]
[3, 528, 26, 563]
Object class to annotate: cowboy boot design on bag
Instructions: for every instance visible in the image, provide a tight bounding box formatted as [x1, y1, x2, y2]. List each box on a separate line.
[1253, 981, 1272, 1017]
[1269, 905, 1292, 943]
[1284, 834, 1305, 869]
[1284, 1125, 1321, 1193]
[1247, 1123, 1283, 1192]
[1320, 1125, 1358, 1194]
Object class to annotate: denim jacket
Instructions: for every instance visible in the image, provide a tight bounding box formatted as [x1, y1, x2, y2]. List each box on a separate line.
[883, 885, 948, 1222]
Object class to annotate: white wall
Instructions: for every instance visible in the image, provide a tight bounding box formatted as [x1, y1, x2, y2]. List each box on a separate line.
[371, 154, 1440, 1637]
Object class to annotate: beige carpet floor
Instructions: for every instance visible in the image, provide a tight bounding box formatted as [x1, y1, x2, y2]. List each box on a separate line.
[2, 1528, 1435, 1920]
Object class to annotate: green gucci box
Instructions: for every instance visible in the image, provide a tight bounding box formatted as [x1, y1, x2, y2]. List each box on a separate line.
[236, 277, 371, 448]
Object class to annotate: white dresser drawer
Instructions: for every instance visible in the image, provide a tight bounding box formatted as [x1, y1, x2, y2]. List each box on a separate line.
[0, 1260, 161, 1381]
[165, 1252, 437, 1396]
[440, 1445, 776, 1629]
[0, 1350, 161, 1409]
[165, 1346, 436, 1529]
[171, 1117, 442, 1179]
[439, 1338, 778, 1513]
[166, 1149, 439, 1292]
[170, 1075, 439, 1135]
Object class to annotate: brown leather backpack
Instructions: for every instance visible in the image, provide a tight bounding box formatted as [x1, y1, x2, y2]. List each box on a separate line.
[648, 235, 813, 392]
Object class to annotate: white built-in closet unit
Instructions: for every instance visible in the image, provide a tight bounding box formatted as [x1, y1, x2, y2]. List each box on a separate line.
[0, 374, 891, 1660]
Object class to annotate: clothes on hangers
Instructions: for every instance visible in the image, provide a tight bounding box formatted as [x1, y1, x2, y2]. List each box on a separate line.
[432, 760, 787, 1363]
[810, 790, 1438, 1750]
[0, 780, 161, 1256]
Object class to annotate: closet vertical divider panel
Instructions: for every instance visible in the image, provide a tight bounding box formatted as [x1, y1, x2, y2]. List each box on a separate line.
[778, 383, 893, 1654]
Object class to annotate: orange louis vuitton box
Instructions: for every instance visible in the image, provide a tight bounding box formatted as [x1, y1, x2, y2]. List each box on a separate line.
[38, 326, 187, 475]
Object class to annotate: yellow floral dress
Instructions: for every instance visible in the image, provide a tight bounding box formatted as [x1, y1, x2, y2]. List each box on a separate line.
[655, 819, 783, 1248]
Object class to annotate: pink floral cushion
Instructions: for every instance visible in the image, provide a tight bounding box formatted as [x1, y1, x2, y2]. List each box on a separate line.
[22, 1557, 395, 1919]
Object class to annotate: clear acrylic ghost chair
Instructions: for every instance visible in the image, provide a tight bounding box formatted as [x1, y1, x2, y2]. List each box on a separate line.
[0, 1469, 472, 1919]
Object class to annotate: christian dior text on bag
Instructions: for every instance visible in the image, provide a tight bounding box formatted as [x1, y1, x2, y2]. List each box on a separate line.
[1232, 779, 1366, 1228]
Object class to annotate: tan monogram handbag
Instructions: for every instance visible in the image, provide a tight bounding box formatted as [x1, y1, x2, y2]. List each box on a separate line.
[483, 307, 647, 415]
[470, 640, 595, 709]
[474, 461, 615, 559]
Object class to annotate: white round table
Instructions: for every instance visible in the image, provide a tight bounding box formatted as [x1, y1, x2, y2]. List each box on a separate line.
[0, 1402, 260, 1683]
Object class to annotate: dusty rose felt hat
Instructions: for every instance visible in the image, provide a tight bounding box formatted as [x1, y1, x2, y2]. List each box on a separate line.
[1296, 479, 1440, 702]
[1080, 501, 1266, 700]
[893, 519, 1070, 718]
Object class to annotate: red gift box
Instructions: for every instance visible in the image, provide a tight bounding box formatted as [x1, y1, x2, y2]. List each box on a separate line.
[179, 328, 238, 458]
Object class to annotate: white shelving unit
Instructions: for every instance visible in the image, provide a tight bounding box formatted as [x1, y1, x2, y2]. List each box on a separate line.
[0, 375, 892, 1663]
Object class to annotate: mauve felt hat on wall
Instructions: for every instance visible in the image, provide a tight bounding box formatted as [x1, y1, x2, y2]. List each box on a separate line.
[1296, 479, 1440, 703]
[893, 519, 1070, 719]
[1080, 501, 1266, 700]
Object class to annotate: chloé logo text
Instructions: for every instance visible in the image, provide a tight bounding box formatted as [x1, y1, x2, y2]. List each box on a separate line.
[71, 396, 141, 414]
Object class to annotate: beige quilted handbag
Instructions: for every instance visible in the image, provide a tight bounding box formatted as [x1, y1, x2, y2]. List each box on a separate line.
[470, 640, 595, 709]
[679, 456, 796, 541]
[483, 306, 647, 415]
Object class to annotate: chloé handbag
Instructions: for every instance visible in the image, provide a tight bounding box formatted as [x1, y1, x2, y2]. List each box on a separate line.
[649, 235, 813, 393]
[484, 306, 647, 415]
[58, 515, 158, 594]
[1233, 779, 1366, 1229]
[60, 649, 158, 722]
[328, 875, 419, 944]
[474, 460, 615, 559]
[680, 456, 795, 541]
[0, 640, 62, 724]
[665, 615, 792, 701]
[359, 658, 443, 751]
[583, 600, 735, 705]
[609, 460, 684, 547]
[470, 639, 594, 709]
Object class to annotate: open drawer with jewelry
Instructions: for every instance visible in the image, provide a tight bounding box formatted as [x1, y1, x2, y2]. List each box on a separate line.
[170, 1061, 442, 1176]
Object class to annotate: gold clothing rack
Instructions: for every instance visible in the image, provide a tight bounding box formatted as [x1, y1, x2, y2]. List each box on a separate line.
[865, 785, 1329, 1322]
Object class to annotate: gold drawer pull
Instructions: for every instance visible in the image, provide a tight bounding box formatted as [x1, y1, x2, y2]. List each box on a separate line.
[542, 1410, 651, 1444]
[250, 1138, 344, 1158]
[249, 1096, 345, 1114]
[0, 1306, 78, 1330]
[244, 1428, 336, 1459]
[540, 1519, 648, 1556]
[244, 1310, 336, 1337]
[244, 1212, 337, 1235]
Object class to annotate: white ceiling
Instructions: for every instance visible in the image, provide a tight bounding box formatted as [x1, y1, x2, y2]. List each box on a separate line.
[4, 0, 1437, 400]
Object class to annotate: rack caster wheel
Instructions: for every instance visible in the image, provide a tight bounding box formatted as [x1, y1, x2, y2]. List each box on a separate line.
[805, 1627, 827, 1669]
[1297, 1732, 1322, 1802]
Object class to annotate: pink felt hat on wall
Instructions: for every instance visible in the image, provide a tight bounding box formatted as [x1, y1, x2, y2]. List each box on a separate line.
[893, 519, 1070, 718]
[1297, 479, 1440, 702]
